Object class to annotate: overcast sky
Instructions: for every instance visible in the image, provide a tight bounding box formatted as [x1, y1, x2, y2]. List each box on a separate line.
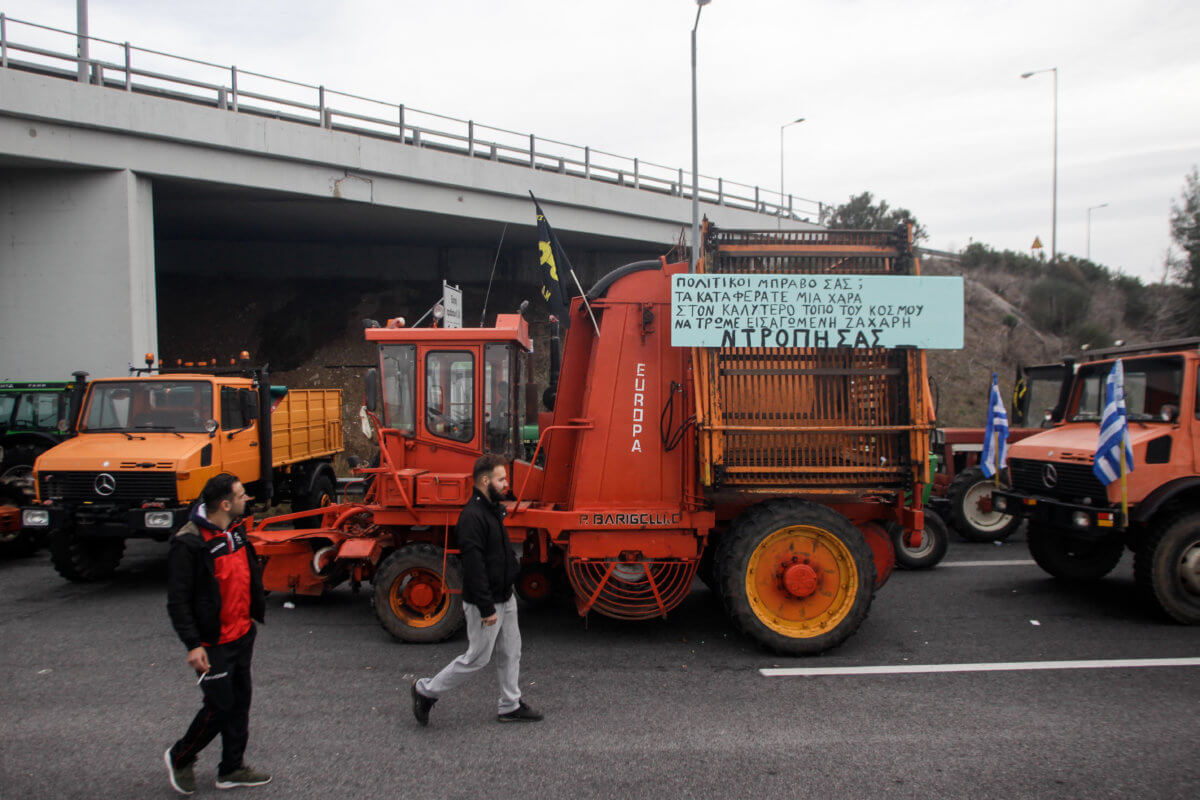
[8, 0, 1200, 282]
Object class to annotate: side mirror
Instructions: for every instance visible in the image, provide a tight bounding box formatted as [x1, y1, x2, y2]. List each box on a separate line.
[240, 390, 260, 422]
[364, 368, 379, 413]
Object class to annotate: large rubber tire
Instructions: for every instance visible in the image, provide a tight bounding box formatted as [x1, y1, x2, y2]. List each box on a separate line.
[1134, 511, 1200, 624]
[48, 528, 125, 582]
[947, 466, 1021, 542]
[1027, 523, 1124, 581]
[716, 499, 875, 656]
[372, 543, 464, 643]
[890, 513, 950, 570]
[0, 485, 41, 557]
[293, 474, 336, 514]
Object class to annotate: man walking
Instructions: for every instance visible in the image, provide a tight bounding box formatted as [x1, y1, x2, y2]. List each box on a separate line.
[411, 454, 542, 725]
[164, 473, 271, 794]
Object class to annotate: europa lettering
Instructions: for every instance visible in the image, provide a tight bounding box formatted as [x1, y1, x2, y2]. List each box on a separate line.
[631, 362, 646, 453]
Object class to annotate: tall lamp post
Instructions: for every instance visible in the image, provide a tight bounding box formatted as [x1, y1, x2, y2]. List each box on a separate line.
[1021, 67, 1058, 264]
[779, 117, 805, 228]
[76, 0, 89, 83]
[690, 0, 712, 271]
[1087, 202, 1108, 261]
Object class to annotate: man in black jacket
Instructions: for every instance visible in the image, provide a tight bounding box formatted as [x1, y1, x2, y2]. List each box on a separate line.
[164, 473, 271, 795]
[411, 454, 542, 725]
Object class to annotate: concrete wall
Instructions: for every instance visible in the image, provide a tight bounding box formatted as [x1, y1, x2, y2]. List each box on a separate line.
[0, 168, 157, 379]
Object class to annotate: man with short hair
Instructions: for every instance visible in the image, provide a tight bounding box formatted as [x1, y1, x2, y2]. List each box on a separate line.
[164, 473, 271, 794]
[411, 453, 542, 725]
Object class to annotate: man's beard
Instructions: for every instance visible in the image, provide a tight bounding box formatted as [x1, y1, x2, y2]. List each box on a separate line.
[487, 482, 505, 503]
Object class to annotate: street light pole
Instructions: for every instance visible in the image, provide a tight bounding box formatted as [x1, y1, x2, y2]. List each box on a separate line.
[1021, 67, 1058, 264]
[778, 117, 804, 229]
[1087, 202, 1108, 261]
[76, 0, 89, 83]
[690, 0, 711, 271]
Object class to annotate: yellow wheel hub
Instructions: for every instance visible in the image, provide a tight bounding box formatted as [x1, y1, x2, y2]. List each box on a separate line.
[745, 525, 859, 638]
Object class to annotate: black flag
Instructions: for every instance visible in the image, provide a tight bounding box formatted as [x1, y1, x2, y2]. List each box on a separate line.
[532, 195, 572, 328]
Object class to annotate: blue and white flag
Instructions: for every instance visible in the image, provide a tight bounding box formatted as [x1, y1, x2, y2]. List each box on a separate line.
[1093, 359, 1135, 485]
[981, 372, 1009, 478]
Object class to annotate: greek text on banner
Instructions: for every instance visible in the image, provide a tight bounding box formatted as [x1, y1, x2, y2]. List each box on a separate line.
[670, 273, 964, 350]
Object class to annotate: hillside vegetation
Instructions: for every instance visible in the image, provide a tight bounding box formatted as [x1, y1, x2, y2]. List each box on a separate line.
[923, 244, 1188, 426]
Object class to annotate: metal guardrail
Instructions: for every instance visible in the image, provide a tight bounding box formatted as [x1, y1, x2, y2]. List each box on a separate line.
[0, 13, 829, 224]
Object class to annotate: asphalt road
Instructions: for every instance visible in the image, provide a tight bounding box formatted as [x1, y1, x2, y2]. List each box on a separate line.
[2, 529, 1199, 799]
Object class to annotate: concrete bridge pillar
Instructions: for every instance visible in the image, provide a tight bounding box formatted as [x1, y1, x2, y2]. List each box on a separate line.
[0, 168, 157, 379]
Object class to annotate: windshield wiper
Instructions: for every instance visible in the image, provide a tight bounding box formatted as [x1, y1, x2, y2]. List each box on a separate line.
[86, 427, 144, 440]
[133, 425, 185, 438]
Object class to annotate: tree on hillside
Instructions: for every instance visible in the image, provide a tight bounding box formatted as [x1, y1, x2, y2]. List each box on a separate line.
[826, 191, 928, 242]
[1169, 167, 1200, 311]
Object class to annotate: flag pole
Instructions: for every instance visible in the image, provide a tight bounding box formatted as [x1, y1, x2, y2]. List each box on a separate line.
[529, 191, 600, 336]
[1119, 431, 1129, 526]
[993, 431, 1000, 488]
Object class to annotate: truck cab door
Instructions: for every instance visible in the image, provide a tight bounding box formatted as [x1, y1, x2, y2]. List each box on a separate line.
[219, 386, 262, 485]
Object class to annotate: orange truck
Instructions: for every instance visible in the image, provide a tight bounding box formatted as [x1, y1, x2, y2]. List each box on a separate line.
[21, 361, 343, 582]
[993, 338, 1200, 623]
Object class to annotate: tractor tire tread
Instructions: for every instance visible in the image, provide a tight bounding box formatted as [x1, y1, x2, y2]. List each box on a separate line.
[1133, 509, 1200, 624]
[372, 542, 465, 643]
[946, 466, 1020, 542]
[48, 529, 125, 582]
[716, 499, 875, 656]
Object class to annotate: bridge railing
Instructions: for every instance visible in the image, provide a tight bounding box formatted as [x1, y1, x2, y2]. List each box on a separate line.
[0, 13, 828, 224]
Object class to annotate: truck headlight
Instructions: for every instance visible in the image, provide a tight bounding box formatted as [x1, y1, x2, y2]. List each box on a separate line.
[993, 495, 1007, 512]
[22, 509, 50, 527]
[1071, 511, 1091, 529]
[145, 511, 174, 529]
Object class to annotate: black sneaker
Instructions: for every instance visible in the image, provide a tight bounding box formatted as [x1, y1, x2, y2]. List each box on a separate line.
[215, 764, 272, 789]
[497, 700, 543, 723]
[411, 679, 436, 726]
[164, 747, 196, 795]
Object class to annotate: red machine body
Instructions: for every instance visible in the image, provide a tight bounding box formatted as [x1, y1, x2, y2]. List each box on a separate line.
[251, 224, 937, 655]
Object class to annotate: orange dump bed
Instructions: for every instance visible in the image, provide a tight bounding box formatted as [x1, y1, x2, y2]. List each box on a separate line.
[270, 389, 343, 467]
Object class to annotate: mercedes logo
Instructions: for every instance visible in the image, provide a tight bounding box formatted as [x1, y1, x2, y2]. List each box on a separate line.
[94, 472, 117, 496]
[1042, 464, 1058, 488]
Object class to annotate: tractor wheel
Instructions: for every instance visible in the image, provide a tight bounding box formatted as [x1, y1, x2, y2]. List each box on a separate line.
[717, 499, 875, 656]
[373, 543, 464, 643]
[946, 466, 1021, 542]
[1134, 511, 1200, 624]
[293, 474, 336, 514]
[1027, 523, 1124, 581]
[0, 485, 41, 557]
[48, 528, 125, 582]
[889, 514, 950, 570]
[515, 563, 557, 609]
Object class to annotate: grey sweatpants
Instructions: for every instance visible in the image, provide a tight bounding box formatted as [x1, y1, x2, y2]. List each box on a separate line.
[416, 596, 522, 714]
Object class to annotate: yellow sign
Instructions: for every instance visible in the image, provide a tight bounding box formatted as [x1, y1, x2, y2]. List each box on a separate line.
[1031, 236, 1043, 250]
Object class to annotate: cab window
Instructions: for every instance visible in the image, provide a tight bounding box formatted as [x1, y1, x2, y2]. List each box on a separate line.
[0, 395, 16, 424]
[484, 344, 517, 457]
[13, 392, 60, 430]
[382, 345, 417, 435]
[426, 351, 474, 443]
[221, 387, 257, 430]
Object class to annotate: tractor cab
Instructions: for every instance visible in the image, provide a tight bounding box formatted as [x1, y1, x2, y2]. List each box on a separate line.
[363, 313, 534, 503]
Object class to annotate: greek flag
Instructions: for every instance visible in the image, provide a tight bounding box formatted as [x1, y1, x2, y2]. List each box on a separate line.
[981, 373, 1009, 478]
[1093, 359, 1134, 485]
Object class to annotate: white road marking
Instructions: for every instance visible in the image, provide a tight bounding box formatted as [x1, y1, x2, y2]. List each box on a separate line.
[939, 559, 1037, 567]
[761, 657, 1200, 678]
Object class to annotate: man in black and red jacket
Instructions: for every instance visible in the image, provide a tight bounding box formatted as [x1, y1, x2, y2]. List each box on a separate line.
[163, 473, 271, 795]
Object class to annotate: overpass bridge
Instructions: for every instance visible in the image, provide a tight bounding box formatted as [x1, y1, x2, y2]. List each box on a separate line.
[0, 14, 823, 378]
